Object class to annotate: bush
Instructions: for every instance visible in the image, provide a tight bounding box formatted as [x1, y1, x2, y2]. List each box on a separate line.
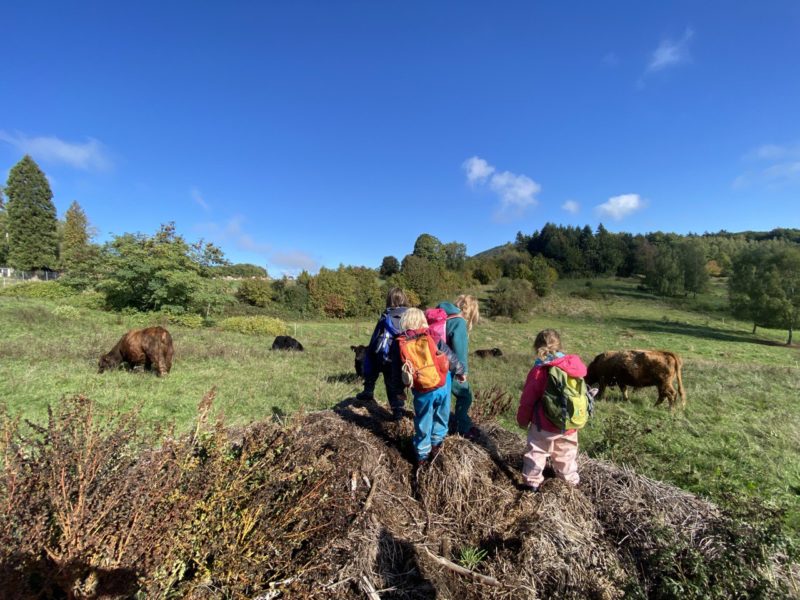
[169, 313, 204, 329]
[236, 279, 272, 307]
[0, 281, 75, 299]
[51, 305, 81, 320]
[63, 291, 106, 310]
[218, 316, 288, 336]
[488, 278, 537, 321]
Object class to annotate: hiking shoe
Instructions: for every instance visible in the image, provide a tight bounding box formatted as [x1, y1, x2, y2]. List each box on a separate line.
[390, 408, 405, 421]
[355, 391, 375, 402]
[416, 458, 429, 472]
[461, 426, 481, 441]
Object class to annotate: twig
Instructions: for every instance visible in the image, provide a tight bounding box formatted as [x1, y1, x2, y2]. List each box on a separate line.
[363, 480, 378, 512]
[420, 546, 501, 587]
[360, 574, 381, 599]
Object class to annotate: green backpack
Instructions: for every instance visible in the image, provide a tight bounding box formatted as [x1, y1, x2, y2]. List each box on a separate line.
[539, 365, 593, 432]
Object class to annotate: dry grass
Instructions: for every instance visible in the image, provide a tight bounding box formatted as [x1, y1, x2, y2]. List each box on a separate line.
[1, 395, 796, 599]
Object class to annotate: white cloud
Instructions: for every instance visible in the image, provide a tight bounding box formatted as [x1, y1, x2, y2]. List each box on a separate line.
[596, 194, 644, 220]
[562, 200, 580, 214]
[462, 156, 541, 219]
[646, 28, 694, 73]
[0, 130, 112, 171]
[462, 156, 495, 185]
[191, 187, 210, 212]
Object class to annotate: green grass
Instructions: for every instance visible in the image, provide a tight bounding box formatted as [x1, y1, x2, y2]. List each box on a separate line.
[1, 277, 799, 540]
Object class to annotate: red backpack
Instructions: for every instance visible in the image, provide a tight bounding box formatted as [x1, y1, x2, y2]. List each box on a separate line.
[397, 328, 450, 392]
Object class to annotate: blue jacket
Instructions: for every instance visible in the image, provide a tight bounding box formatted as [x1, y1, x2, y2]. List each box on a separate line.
[437, 302, 469, 374]
[364, 306, 407, 377]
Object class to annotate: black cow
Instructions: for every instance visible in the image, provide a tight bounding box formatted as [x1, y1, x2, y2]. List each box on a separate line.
[272, 335, 304, 351]
[474, 348, 503, 358]
[351, 344, 368, 378]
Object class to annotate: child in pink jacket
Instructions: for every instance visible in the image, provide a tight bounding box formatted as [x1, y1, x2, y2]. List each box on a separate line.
[516, 329, 587, 491]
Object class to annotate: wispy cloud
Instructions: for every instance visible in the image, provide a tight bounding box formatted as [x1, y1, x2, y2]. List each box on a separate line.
[0, 130, 112, 171]
[562, 200, 580, 214]
[462, 156, 541, 220]
[271, 250, 319, 272]
[191, 187, 211, 212]
[195, 215, 319, 273]
[646, 28, 694, 73]
[602, 52, 620, 67]
[595, 194, 644, 220]
[734, 142, 800, 189]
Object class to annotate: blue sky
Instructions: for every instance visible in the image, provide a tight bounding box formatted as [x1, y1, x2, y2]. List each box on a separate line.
[2, 1, 799, 275]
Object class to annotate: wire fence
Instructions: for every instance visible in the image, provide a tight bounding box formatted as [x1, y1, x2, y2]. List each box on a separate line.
[0, 267, 61, 286]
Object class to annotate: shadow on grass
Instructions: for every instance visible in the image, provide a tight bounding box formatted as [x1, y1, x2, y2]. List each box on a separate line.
[333, 397, 416, 464]
[613, 317, 790, 347]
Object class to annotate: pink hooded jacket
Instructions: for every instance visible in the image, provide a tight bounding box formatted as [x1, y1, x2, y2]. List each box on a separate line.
[516, 354, 588, 433]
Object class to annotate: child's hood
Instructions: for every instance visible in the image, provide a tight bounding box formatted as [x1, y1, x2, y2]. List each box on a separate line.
[541, 354, 587, 378]
[436, 302, 461, 316]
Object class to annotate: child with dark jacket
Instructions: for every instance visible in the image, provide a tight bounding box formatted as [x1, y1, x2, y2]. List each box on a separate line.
[357, 287, 409, 419]
[516, 329, 587, 491]
[399, 308, 466, 466]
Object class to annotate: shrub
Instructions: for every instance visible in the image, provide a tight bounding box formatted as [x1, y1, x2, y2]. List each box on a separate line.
[0, 281, 75, 299]
[64, 291, 106, 310]
[236, 278, 272, 307]
[488, 278, 537, 321]
[51, 305, 81, 320]
[218, 315, 288, 336]
[169, 313, 204, 329]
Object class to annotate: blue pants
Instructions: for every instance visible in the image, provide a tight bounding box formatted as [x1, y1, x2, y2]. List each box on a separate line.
[412, 374, 452, 461]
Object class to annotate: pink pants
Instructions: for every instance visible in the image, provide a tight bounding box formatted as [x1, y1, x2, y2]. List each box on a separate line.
[522, 426, 579, 487]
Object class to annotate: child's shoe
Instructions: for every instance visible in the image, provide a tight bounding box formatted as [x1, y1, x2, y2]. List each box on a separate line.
[355, 391, 375, 402]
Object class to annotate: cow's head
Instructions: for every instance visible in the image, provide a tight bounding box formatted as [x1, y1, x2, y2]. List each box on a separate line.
[98, 353, 120, 374]
[585, 358, 600, 386]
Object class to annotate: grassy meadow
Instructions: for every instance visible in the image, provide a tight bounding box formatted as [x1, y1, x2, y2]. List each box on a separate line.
[1, 277, 799, 540]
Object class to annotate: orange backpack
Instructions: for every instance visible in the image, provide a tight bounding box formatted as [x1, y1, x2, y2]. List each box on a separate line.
[397, 328, 450, 392]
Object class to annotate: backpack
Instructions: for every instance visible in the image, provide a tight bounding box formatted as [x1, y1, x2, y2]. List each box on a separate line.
[539, 365, 593, 432]
[424, 308, 449, 345]
[397, 328, 450, 392]
[373, 311, 402, 362]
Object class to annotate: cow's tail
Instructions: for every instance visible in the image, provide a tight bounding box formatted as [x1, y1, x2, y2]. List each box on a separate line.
[664, 351, 686, 406]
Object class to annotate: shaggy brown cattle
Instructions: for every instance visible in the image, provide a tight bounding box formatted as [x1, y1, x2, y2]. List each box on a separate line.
[586, 350, 685, 409]
[271, 335, 304, 351]
[98, 326, 174, 376]
[474, 348, 503, 358]
[351, 344, 368, 378]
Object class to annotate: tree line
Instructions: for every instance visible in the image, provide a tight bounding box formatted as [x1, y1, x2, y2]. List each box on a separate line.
[1, 155, 798, 342]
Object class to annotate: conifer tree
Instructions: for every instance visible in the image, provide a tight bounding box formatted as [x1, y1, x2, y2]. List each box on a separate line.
[6, 156, 58, 270]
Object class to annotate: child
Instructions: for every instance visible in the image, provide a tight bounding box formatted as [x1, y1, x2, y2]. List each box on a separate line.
[357, 287, 410, 420]
[399, 308, 466, 467]
[516, 329, 587, 491]
[436, 295, 480, 439]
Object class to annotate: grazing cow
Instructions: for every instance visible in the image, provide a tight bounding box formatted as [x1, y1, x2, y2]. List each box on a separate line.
[272, 335, 304, 352]
[474, 348, 503, 358]
[351, 344, 368, 377]
[586, 350, 685, 409]
[98, 326, 174, 376]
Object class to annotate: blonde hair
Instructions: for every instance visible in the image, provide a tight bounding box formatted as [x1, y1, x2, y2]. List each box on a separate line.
[454, 294, 480, 331]
[534, 328, 562, 360]
[400, 307, 428, 331]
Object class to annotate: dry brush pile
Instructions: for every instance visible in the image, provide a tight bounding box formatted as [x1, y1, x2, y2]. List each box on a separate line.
[0, 390, 797, 599]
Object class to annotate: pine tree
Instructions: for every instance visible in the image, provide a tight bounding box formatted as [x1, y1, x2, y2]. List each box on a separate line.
[60, 201, 91, 271]
[6, 156, 58, 270]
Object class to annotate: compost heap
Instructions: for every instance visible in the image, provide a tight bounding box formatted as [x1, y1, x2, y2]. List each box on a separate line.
[0, 395, 796, 599]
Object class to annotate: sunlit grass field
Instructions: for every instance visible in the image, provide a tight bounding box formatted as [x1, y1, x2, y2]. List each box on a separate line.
[1, 277, 798, 538]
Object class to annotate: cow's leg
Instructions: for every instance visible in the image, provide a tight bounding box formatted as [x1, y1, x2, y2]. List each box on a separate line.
[597, 379, 607, 400]
[620, 384, 629, 402]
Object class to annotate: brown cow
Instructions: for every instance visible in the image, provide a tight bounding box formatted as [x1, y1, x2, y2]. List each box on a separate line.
[98, 326, 174, 376]
[586, 350, 685, 409]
